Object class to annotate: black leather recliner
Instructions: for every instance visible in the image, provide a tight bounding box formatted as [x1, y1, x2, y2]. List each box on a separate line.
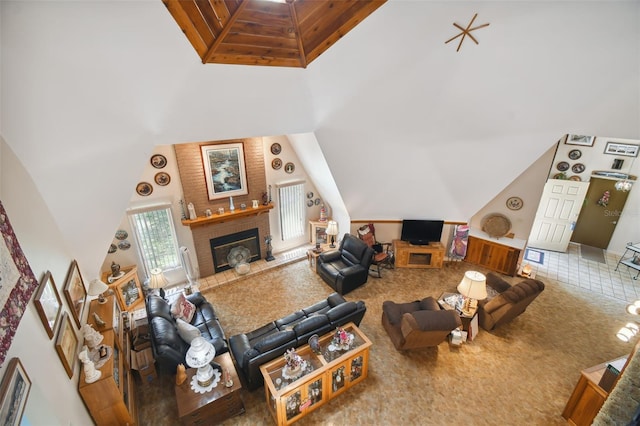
[316, 233, 375, 295]
[228, 292, 366, 391]
[146, 292, 228, 373]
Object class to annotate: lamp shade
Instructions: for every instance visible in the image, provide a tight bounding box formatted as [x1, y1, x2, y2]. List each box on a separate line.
[457, 271, 487, 300]
[186, 336, 217, 387]
[88, 278, 109, 296]
[326, 220, 339, 236]
[148, 268, 168, 289]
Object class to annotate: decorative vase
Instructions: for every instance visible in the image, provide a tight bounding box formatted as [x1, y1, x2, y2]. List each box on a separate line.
[229, 196, 235, 212]
[176, 364, 187, 385]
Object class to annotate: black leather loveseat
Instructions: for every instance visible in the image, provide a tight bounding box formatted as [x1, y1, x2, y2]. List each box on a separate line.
[146, 292, 228, 373]
[316, 233, 375, 295]
[228, 292, 366, 390]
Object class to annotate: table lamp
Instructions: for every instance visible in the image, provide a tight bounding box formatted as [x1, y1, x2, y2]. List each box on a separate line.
[88, 278, 109, 304]
[148, 268, 168, 299]
[186, 337, 217, 387]
[326, 220, 339, 248]
[457, 271, 487, 315]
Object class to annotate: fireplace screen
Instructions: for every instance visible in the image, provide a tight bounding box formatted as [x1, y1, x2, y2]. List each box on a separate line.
[210, 228, 261, 273]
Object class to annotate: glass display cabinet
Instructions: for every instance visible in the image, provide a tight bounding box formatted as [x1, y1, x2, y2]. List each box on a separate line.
[260, 322, 371, 425]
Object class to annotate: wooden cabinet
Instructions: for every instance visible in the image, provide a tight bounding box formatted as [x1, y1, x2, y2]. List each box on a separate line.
[465, 235, 521, 276]
[79, 295, 137, 425]
[309, 220, 330, 245]
[393, 240, 444, 268]
[260, 323, 371, 425]
[102, 265, 144, 312]
[562, 355, 627, 425]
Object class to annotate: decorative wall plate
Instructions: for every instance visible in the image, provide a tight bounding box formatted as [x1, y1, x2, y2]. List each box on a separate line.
[136, 182, 153, 196]
[270, 143, 282, 155]
[568, 149, 582, 160]
[314, 198, 321, 205]
[154, 172, 171, 186]
[117, 240, 131, 250]
[506, 196, 523, 211]
[150, 154, 167, 169]
[307, 192, 314, 199]
[272, 158, 282, 170]
[284, 162, 295, 173]
[108, 244, 117, 254]
[569, 175, 582, 181]
[556, 161, 569, 171]
[572, 163, 585, 173]
[115, 230, 128, 240]
[307, 200, 314, 207]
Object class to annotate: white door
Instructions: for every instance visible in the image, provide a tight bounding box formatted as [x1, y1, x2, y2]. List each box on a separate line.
[527, 180, 589, 252]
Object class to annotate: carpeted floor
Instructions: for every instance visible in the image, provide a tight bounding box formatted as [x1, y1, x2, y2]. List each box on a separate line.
[136, 259, 631, 425]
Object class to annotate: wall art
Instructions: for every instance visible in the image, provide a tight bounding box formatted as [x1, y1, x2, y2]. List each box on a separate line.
[34, 271, 62, 339]
[0, 201, 39, 366]
[63, 260, 87, 328]
[136, 182, 153, 196]
[604, 141, 639, 157]
[565, 134, 595, 146]
[0, 358, 31, 426]
[154, 172, 171, 186]
[54, 312, 78, 378]
[270, 143, 282, 155]
[284, 162, 295, 174]
[150, 154, 167, 169]
[201, 143, 249, 200]
[506, 197, 523, 211]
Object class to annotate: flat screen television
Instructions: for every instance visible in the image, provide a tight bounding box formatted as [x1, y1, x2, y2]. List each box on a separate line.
[400, 219, 444, 245]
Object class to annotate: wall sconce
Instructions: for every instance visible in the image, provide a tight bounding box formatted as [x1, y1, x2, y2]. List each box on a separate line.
[616, 322, 639, 342]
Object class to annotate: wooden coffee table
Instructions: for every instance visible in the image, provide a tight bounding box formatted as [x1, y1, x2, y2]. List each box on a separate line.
[174, 352, 244, 425]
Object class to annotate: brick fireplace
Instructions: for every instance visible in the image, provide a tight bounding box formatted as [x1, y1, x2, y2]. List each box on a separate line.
[210, 228, 261, 273]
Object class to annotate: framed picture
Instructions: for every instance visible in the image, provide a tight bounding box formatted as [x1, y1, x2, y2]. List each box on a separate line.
[33, 271, 62, 339]
[63, 260, 87, 328]
[0, 358, 31, 426]
[201, 143, 249, 200]
[565, 134, 595, 146]
[604, 141, 639, 157]
[54, 312, 78, 378]
[111, 268, 143, 312]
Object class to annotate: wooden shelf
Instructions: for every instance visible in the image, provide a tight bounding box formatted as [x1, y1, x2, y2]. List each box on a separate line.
[181, 203, 274, 228]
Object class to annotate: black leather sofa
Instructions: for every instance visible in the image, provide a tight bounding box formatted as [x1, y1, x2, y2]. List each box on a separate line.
[228, 292, 366, 391]
[316, 233, 375, 295]
[146, 292, 228, 373]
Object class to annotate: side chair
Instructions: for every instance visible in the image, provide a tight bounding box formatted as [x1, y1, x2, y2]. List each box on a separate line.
[357, 223, 393, 278]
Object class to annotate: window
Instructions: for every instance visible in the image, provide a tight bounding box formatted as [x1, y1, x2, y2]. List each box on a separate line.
[129, 205, 180, 276]
[278, 181, 306, 241]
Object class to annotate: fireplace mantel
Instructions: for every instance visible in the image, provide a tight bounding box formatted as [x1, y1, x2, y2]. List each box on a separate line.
[181, 203, 274, 229]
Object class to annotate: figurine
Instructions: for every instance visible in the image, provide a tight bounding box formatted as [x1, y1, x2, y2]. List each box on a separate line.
[224, 368, 234, 388]
[93, 312, 106, 328]
[82, 324, 104, 349]
[79, 346, 101, 383]
[176, 364, 187, 385]
[110, 261, 121, 278]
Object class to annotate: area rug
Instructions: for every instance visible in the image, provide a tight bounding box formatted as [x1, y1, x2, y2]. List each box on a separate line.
[581, 244, 606, 264]
[524, 248, 545, 264]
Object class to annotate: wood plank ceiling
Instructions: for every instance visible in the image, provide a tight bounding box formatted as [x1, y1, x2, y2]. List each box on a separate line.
[162, 0, 387, 68]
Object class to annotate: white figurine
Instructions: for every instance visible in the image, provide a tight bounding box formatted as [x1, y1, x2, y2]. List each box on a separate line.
[79, 346, 101, 383]
[82, 324, 104, 349]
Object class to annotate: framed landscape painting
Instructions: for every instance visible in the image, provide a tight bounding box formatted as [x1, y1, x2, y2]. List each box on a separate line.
[33, 271, 62, 339]
[201, 143, 248, 200]
[0, 358, 31, 426]
[54, 312, 78, 378]
[63, 260, 87, 328]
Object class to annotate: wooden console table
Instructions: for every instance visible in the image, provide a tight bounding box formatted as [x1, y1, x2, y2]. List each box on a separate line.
[260, 322, 371, 425]
[393, 240, 444, 268]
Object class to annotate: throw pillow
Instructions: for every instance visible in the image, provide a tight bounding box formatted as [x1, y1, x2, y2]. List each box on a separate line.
[171, 293, 196, 322]
[176, 318, 200, 343]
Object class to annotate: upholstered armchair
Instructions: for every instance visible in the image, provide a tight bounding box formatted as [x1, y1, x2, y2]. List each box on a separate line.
[477, 272, 545, 331]
[316, 233, 375, 295]
[382, 296, 462, 350]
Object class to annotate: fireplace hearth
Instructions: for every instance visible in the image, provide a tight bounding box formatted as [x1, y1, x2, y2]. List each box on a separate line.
[210, 228, 261, 273]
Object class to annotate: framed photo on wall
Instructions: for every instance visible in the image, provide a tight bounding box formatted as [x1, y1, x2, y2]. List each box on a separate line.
[201, 143, 249, 200]
[0, 358, 31, 426]
[565, 134, 595, 146]
[603, 141, 639, 157]
[63, 260, 87, 329]
[33, 271, 63, 339]
[54, 312, 78, 379]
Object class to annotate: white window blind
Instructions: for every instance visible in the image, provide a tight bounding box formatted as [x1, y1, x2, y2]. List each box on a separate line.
[278, 182, 306, 241]
[129, 206, 181, 275]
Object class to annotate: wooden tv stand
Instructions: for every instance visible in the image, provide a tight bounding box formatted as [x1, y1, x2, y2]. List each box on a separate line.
[393, 240, 444, 269]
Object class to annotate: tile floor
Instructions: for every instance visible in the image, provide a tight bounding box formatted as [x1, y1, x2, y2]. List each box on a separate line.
[176, 242, 640, 304]
[523, 242, 640, 303]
